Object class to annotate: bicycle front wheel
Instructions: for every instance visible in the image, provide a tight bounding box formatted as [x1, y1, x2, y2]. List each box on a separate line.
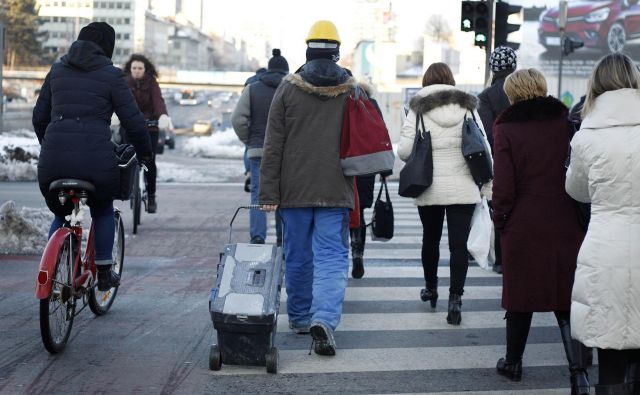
[89, 210, 125, 315]
[39, 236, 76, 354]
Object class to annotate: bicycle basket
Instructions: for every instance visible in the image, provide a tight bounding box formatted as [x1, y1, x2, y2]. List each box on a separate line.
[114, 144, 138, 201]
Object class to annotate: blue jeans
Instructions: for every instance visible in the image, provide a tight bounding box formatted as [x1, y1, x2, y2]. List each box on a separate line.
[280, 207, 349, 331]
[48, 201, 115, 262]
[249, 158, 266, 242]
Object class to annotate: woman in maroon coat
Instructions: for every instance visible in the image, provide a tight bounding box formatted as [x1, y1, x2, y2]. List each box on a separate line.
[491, 69, 588, 394]
[123, 54, 170, 213]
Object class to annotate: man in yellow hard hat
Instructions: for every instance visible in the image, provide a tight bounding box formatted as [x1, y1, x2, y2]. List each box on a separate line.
[260, 20, 353, 356]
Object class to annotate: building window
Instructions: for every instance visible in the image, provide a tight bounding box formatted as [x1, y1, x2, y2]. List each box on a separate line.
[123, 2, 130, 9]
[116, 33, 121, 39]
[53, 16, 59, 22]
[123, 49, 130, 56]
[108, 2, 114, 8]
[116, 2, 122, 8]
[124, 18, 130, 24]
[124, 33, 130, 40]
[61, 1, 66, 6]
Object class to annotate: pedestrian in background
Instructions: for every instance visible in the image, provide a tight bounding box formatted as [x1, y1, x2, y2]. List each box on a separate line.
[241, 67, 267, 193]
[33, 22, 152, 291]
[492, 68, 588, 394]
[478, 45, 516, 275]
[397, 62, 492, 326]
[232, 49, 288, 245]
[123, 53, 172, 214]
[260, 20, 354, 356]
[566, 52, 640, 394]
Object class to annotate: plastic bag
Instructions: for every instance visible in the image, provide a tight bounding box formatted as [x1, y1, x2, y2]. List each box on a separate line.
[467, 198, 494, 270]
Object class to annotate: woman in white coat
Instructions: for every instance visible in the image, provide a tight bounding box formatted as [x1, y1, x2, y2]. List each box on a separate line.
[566, 52, 640, 394]
[398, 62, 492, 326]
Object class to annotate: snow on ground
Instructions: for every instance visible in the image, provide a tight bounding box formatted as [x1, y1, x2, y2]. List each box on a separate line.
[0, 129, 40, 181]
[178, 128, 244, 159]
[0, 128, 246, 183]
[0, 200, 52, 255]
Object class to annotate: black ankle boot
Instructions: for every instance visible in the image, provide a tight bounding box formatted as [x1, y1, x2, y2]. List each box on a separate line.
[97, 264, 120, 291]
[558, 318, 591, 395]
[351, 253, 364, 279]
[446, 293, 462, 325]
[420, 282, 438, 309]
[148, 195, 157, 213]
[496, 357, 522, 381]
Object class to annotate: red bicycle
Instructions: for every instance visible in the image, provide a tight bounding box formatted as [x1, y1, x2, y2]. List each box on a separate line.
[35, 179, 125, 354]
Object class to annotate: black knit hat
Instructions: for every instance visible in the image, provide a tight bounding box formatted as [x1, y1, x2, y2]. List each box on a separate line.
[490, 46, 517, 72]
[77, 22, 116, 58]
[306, 40, 340, 63]
[268, 49, 289, 72]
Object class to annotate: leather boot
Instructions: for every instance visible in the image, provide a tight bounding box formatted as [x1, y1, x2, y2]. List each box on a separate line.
[148, 195, 157, 213]
[594, 384, 629, 395]
[350, 227, 365, 279]
[446, 293, 462, 325]
[496, 357, 522, 381]
[420, 280, 438, 309]
[558, 318, 590, 395]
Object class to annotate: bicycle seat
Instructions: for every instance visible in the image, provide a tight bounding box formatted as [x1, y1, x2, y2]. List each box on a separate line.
[49, 179, 96, 195]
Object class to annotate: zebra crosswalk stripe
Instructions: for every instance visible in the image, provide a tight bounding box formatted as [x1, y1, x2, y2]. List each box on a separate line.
[222, 181, 577, 393]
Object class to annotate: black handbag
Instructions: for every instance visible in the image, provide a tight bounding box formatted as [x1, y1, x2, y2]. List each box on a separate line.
[370, 178, 394, 241]
[565, 124, 591, 231]
[462, 112, 493, 186]
[114, 143, 138, 201]
[398, 113, 433, 198]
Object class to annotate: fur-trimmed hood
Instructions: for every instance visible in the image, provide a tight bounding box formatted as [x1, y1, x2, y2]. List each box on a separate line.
[286, 73, 356, 97]
[409, 84, 478, 128]
[495, 95, 568, 125]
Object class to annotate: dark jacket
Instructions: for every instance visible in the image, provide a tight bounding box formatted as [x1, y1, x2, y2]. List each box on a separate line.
[259, 59, 355, 208]
[478, 72, 511, 150]
[492, 96, 583, 312]
[231, 70, 287, 158]
[33, 40, 152, 202]
[126, 73, 167, 122]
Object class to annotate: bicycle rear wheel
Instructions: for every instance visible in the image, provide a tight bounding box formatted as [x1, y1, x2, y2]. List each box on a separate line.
[89, 211, 124, 315]
[39, 236, 76, 354]
[132, 169, 141, 234]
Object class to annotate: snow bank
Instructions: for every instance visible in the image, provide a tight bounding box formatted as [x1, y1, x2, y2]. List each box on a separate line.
[0, 200, 53, 255]
[0, 129, 40, 181]
[156, 159, 244, 183]
[179, 128, 244, 159]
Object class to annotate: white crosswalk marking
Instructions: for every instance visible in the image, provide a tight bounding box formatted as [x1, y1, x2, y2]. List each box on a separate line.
[216, 181, 578, 393]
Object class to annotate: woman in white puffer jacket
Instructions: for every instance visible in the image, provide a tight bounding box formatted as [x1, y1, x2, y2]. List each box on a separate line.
[566, 52, 640, 394]
[398, 62, 492, 326]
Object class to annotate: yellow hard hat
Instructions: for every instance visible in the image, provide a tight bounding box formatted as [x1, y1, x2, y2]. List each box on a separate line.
[306, 20, 341, 44]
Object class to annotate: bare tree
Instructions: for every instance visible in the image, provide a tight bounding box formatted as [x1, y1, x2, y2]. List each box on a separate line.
[424, 14, 452, 44]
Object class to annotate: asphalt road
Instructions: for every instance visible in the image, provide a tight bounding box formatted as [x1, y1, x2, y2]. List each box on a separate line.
[0, 182, 264, 394]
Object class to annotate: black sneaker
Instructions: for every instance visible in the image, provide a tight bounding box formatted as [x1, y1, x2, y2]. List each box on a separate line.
[310, 322, 336, 356]
[289, 321, 310, 335]
[250, 237, 265, 244]
[351, 255, 364, 279]
[97, 269, 121, 291]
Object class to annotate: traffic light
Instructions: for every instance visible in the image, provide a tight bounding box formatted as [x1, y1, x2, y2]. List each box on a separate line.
[494, 1, 522, 50]
[461, 1, 474, 32]
[461, 1, 490, 48]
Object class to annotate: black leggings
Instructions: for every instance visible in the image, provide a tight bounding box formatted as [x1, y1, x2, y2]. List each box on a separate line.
[505, 311, 570, 362]
[350, 206, 367, 254]
[417, 204, 475, 295]
[144, 130, 158, 196]
[597, 348, 640, 385]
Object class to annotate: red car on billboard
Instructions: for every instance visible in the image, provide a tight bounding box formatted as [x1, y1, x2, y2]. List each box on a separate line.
[538, 0, 640, 53]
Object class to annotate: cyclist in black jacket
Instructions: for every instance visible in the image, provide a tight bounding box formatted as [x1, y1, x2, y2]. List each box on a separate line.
[33, 22, 152, 291]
